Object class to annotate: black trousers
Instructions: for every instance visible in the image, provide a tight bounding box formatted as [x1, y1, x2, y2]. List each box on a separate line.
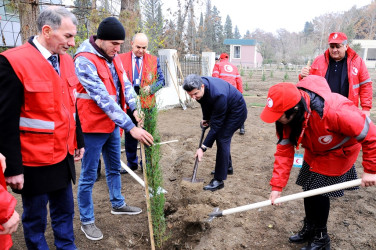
[304, 195, 330, 228]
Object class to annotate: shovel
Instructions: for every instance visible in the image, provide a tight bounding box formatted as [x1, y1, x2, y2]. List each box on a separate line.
[208, 179, 362, 221]
[183, 124, 208, 183]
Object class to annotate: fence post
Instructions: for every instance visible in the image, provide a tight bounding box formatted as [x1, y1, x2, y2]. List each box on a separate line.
[201, 52, 216, 76]
[157, 49, 188, 109]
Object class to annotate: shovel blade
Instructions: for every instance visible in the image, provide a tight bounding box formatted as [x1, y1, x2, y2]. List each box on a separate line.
[183, 177, 204, 183]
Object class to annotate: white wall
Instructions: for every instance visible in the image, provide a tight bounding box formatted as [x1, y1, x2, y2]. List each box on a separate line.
[157, 49, 188, 110]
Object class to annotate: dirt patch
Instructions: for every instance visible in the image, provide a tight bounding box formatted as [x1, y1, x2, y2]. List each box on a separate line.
[10, 70, 376, 249]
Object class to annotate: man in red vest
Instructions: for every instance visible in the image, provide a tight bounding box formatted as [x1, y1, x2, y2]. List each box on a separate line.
[212, 53, 245, 134]
[119, 33, 165, 172]
[299, 32, 372, 116]
[75, 19, 154, 241]
[0, 7, 84, 249]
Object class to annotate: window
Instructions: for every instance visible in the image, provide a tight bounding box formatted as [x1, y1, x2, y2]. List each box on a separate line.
[234, 46, 240, 59]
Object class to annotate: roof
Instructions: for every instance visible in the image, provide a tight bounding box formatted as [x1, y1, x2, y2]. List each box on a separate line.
[224, 39, 257, 46]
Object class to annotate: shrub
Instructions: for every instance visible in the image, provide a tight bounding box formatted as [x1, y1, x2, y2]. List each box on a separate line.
[139, 87, 168, 248]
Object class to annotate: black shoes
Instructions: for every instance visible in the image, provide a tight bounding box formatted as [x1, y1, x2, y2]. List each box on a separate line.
[211, 167, 233, 175]
[203, 179, 224, 191]
[301, 227, 330, 250]
[239, 124, 245, 135]
[289, 218, 314, 244]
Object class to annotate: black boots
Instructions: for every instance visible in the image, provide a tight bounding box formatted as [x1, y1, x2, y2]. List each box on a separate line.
[289, 218, 314, 244]
[301, 227, 330, 250]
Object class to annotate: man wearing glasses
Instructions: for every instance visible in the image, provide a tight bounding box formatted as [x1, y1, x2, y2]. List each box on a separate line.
[299, 32, 372, 116]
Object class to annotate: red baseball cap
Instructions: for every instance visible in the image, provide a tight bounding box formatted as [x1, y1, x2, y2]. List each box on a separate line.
[328, 32, 347, 44]
[260, 82, 301, 123]
[220, 53, 229, 59]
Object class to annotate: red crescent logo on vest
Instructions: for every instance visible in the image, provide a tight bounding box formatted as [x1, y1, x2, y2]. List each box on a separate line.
[318, 135, 333, 145]
[224, 65, 233, 72]
[267, 97, 273, 108]
[352, 67, 358, 76]
[148, 73, 153, 81]
[295, 158, 303, 165]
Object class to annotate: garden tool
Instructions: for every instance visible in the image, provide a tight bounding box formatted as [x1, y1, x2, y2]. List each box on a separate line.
[120, 160, 167, 195]
[208, 179, 362, 222]
[183, 124, 208, 183]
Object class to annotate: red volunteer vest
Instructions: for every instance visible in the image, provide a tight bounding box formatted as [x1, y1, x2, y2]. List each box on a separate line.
[119, 52, 157, 108]
[75, 52, 126, 133]
[2, 43, 77, 166]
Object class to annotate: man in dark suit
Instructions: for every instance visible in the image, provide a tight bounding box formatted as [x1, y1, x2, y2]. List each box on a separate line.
[183, 74, 247, 191]
[0, 7, 84, 249]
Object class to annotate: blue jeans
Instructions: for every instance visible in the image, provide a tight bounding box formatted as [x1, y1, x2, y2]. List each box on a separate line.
[22, 183, 76, 250]
[77, 126, 125, 225]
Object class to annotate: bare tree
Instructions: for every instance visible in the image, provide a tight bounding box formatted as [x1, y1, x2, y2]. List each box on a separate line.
[119, 0, 141, 52]
[16, 0, 39, 43]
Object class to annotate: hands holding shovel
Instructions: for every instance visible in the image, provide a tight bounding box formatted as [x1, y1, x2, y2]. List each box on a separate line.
[195, 120, 209, 161]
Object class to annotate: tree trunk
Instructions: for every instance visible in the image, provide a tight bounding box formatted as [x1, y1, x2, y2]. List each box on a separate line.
[119, 0, 140, 53]
[17, 0, 40, 43]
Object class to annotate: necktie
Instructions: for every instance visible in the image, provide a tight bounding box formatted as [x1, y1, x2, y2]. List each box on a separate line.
[134, 57, 141, 94]
[48, 55, 59, 74]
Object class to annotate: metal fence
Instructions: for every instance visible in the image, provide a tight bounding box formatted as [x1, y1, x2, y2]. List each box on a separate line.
[178, 56, 202, 76]
[159, 54, 208, 87]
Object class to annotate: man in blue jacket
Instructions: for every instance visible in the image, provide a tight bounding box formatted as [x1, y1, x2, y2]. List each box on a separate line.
[183, 74, 247, 191]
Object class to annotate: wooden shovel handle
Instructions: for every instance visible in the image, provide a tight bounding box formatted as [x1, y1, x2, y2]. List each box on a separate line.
[222, 179, 361, 216]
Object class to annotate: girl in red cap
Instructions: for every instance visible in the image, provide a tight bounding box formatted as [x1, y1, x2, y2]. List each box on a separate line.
[260, 75, 376, 250]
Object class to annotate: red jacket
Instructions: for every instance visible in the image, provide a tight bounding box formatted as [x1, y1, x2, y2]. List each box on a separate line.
[212, 59, 243, 93]
[1, 43, 78, 166]
[119, 52, 158, 108]
[271, 75, 376, 191]
[0, 170, 16, 250]
[301, 47, 372, 111]
[75, 52, 126, 133]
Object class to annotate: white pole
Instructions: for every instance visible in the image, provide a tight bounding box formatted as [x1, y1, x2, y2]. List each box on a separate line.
[120, 160, 167, 194]
[120, 160, 145, 187]
[120, 139, 178, 152]
[222, 179, 362, 216]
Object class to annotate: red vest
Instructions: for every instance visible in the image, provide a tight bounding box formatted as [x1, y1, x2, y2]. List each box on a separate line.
[1, 43, 77, 166]
[0, 170, 16, 249]
[300, 47, 373, 110]
[75, 52, 126, 133]
[212, 59, 243, 93]
[119, 52, 157, 108]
